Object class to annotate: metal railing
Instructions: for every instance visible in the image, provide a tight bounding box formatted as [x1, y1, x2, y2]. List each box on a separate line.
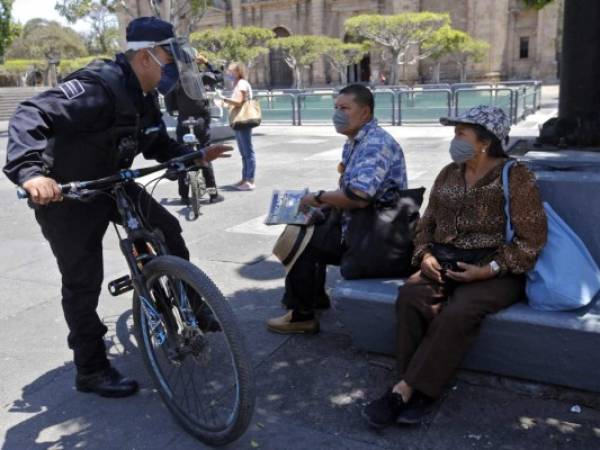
[233, 80, 543, 126]
[397, 89, 452, 125]
[454, 88, 517, 123]
[254, 93, 296, 125]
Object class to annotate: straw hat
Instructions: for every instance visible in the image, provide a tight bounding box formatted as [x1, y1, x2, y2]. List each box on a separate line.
[273, 225, 315, 272]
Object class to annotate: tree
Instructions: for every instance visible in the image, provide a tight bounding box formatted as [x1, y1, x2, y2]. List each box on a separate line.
[56, 1, 118, 54]
[142, 0, 213, 36]
[56, 0, 219, 37]
[6, 18, 88, 60]
[422, 25, 463, 83]
[268, 35, 329, 89]
[190, 26, 274, 69]
[423, 25, 488, 83]
[0, 0, 14, 62]
[345, 12, 450, 85]
[320, 37, 368, 85]
[449, 34, 489, 82]
[522, 0, 554, 9]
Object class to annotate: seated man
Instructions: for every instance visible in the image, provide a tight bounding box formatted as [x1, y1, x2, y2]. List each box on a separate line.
[267, 84, 408, 334]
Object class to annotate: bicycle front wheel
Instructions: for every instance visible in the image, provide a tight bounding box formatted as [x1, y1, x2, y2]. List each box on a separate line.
[133, 255, 255, 446]
[189, 170, 206, 219]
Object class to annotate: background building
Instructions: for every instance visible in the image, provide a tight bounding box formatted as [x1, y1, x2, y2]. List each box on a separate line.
[122, 0, 562, 88]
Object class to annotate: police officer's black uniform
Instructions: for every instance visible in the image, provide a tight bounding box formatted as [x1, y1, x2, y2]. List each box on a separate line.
[3, 48, 192, 382]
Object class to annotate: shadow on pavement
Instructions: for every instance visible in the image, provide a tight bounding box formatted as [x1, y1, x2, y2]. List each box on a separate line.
[237, 258, 285, 281]
[1, 309, 166, 450]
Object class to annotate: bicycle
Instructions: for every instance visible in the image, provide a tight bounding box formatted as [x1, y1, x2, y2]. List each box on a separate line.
[17, 151, 255, 446]
[181, 117, 217, 220]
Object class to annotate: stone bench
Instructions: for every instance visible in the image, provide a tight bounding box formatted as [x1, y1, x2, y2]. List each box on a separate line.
[332, 275, 600, 392]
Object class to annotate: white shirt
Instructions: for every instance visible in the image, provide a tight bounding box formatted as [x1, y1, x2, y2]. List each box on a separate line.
[233, 79, 253, 101]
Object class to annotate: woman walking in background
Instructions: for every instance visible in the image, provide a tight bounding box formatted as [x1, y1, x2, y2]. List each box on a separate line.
[220, 62, 256, 191]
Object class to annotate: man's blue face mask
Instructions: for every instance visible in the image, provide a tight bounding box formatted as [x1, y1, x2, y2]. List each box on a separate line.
[148, 49, 178, 95]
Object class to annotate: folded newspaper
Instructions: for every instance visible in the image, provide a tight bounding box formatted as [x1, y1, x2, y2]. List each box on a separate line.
[265, 189, 319, 225]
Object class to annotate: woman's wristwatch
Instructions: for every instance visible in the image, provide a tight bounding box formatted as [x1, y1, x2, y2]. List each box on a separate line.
[489, 260, 501, 276]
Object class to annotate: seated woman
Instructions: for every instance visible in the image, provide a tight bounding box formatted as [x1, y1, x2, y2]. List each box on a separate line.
[362, 105, 548, 428]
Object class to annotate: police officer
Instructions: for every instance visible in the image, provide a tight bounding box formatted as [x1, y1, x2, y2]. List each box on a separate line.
[165, 51, 224, 204]
[3, 17, 231, 398]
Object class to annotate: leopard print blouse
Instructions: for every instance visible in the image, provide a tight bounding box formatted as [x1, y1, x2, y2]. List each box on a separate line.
[412, 160, 547, 275]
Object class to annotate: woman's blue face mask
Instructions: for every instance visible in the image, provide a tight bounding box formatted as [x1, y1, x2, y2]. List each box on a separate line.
[148, 49, 179, 95]
[448, 137, 476, 163]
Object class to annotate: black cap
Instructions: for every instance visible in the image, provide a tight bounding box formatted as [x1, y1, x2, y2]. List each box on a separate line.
[126, 17, 175, 44]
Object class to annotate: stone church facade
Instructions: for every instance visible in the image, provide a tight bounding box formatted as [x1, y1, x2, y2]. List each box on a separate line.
[121, 0, 562, 88]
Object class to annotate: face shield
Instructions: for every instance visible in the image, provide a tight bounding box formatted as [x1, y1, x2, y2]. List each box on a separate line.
[155, 37, 205, 100]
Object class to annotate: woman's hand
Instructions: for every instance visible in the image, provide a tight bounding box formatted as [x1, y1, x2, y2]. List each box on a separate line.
[421, 253, 443, 284]
[445, 262, 493, 283]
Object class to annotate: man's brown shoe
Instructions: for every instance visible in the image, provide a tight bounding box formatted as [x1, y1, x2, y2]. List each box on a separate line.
[266, 311, 320, 334]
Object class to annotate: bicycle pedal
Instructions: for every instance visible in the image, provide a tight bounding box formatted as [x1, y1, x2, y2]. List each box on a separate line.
[108, 275, 133, 296]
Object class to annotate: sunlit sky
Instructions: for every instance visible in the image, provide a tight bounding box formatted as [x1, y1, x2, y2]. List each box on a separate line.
[12, 0, 92, 32]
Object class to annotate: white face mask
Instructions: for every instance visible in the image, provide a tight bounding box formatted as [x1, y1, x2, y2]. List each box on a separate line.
[448, 138, 476, 163]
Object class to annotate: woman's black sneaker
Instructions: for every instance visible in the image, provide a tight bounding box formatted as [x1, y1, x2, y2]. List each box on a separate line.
[361, 388, 406, 429]
[396, 391, 437, 424]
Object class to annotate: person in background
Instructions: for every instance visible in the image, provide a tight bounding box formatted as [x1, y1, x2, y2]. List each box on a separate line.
[218, 62, 256, 191]
[165, 51, 224, 204]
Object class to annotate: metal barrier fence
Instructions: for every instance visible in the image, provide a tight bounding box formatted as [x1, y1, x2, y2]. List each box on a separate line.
[250, 81, 542, 126]
[397, 89, 452, 125]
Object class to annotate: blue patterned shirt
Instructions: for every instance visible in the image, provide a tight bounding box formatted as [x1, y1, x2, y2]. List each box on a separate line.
[341, 118, 407, 201]
[339, 118, 407, 234]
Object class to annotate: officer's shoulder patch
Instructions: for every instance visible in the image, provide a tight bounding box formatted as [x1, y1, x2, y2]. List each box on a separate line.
[58, 79, 86, 100]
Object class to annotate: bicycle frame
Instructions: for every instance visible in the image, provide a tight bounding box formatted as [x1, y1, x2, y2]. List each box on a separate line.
[16, 150, 206, 347]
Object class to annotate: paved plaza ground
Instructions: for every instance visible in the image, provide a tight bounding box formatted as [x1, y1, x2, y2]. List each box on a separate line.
[1, 86, 600, 450]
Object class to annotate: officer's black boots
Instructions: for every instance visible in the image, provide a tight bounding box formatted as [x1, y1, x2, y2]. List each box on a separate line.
[76, 366, 139, 398]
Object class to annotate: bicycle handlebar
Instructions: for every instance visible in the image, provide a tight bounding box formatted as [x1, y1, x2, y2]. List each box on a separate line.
[16, 150, 205, 200]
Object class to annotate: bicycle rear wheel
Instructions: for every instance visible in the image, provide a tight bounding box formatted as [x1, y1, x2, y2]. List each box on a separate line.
[188, 169, 206, 219]
[133, 255, 255, 446]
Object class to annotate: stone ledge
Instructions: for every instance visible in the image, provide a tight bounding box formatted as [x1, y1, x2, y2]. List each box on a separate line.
[332, 275, 600, 393]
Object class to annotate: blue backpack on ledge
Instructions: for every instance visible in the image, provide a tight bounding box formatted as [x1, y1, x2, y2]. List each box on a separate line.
[502, 160, 600, 311]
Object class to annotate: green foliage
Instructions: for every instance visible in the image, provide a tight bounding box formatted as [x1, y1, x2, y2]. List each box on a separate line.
[7, 19, 88, 59]
[522, 0, 554, 9]
[319, 37, 369, 84]
[345, 12, 450, 51]
[190, 26, 274, 67]
[59, 55, 108, 75]
[450, 34, 489, 64]
[0, 0, 14, 60]
[268, 35, 331, 88]
[268, 35, 329, 67]
[1, 58, 43, 73]
[423, 25, 466, 61]
[0, 55, 106, 73]
[55, 0, 119, 54]
[345, 12, 450, 84]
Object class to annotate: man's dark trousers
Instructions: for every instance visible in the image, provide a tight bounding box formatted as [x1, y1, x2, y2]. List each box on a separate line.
[35, 184, 189, 375]
[282, 211, 346, 312]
